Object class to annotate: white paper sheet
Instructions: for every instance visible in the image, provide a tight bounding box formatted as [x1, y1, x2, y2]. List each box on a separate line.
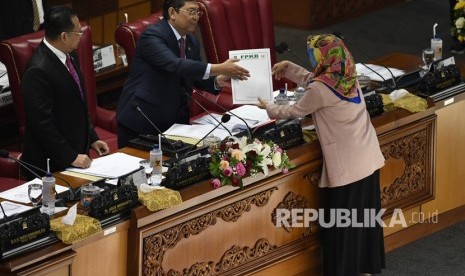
[0, 178, 68, 204]
[65, 152, 144, 178]
[164, 124, 231, 140]
[356, 63, 404, 82]
[229, 48, 273, 104]
[192, 105, 272, 132]
[0, 201, 32, 219]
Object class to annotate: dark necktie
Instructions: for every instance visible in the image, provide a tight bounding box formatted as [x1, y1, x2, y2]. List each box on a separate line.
[179, 37, 186, 59]
[31, 0, 41, 31]
[65, 55, 83, 100]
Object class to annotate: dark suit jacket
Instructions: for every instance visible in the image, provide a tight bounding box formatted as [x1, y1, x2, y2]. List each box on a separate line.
[21, 42, 98, 174]
[0, 0, 47, 40]
[116, 19, 219, 143]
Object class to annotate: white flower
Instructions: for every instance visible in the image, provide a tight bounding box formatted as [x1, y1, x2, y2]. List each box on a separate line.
[456, 17, 465, 29]
[272, 152, 282, 168]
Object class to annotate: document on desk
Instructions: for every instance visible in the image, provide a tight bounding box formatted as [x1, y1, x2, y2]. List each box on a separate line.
[66, 152, 143, 178]
[229, 48, 273, 104]
[356, 63, 405, 82]
[0, 179, 68, 204]
[164, 124, 231, 140]
[191, 105, 271, 132]
[0, 201, 32, 220]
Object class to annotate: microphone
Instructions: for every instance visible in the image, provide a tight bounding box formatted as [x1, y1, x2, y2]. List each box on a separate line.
[174, 114, 231, 164]
[132, 101, 186, 158]
[184, 91, 232, 137]
[0, 149, 78, 201]
[191, 90, 253, 141]
[359, 63, 396, 93]
[275, 42, 311, 67]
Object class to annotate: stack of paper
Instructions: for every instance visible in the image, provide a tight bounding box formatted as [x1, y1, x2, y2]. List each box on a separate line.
[356, 63, 404, 82]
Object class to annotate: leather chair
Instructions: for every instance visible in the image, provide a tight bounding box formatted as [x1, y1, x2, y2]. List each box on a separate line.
[115, 12, 163, 66]
[0, 24, 118, 156]
[198, 0, 290, 91]
[114, 12, 235, 118]
[0, 151, 25, 192]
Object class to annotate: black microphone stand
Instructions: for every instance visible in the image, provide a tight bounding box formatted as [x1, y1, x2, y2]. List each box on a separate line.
[191, 90, 253, 141]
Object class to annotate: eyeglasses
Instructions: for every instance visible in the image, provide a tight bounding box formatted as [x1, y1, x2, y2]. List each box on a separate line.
[67, 30, 83, 36]
[178, 8, 203, 17]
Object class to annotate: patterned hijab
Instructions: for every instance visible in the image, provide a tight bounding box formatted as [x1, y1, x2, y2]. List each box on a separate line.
[306, 34, 360, 103]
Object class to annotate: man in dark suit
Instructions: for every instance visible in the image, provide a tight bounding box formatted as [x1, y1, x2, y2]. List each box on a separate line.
[116, 0, 249, 148]
[0, 0, 47, 40]
[21, 6, 109, 177]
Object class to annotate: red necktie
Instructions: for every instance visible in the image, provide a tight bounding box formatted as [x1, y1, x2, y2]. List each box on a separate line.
[179, 37, 186, 59]
[65, 55, 83, 99]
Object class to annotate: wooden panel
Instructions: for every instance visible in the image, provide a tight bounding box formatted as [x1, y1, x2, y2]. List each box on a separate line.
[119, 0, 148, 8]
[129, 159, 324, 275]
[422, 99, 465, 214]
[15, 251, 75, 276]
[103, 12, 118, 45]
[382, 206, 421, 236]
[72, 228, 128, 276]
[378, 115, 436, 215]
[88, 16, 104, 45]
[119, 2, 152, 24]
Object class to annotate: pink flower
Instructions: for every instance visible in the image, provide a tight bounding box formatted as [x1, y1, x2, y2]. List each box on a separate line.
[275, 147, 283, 154]
[223, 167, 233, 177]
[231, 177, 241, 187]
[235, 162, 246, 176]
[282, 167, 289, 174]
[212, 178, 221, 188]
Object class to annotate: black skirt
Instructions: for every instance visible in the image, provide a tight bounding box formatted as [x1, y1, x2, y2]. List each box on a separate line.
[323, 170, 385, 276]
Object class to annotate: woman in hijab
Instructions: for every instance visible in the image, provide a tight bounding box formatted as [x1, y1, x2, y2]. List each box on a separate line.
[258, 34, 385, 276]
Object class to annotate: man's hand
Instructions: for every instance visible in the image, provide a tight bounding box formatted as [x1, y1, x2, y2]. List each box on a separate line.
[211, 58, 250, 80]
[91, 140, 109, 156]
[271, 60, 290, 80]
[72, 154, 92, 168]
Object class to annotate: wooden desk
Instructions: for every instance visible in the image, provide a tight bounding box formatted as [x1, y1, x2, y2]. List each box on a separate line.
[1, 53, 465, 276]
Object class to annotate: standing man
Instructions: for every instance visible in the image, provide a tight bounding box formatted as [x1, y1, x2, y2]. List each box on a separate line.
[0, 0, 47, 40]
[21, 6, 109, 177]
[116, 0, 249, 148]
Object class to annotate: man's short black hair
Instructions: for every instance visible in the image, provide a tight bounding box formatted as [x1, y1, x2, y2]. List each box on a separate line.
[163, 0, 196, 20]
[44, 6, 78, 40]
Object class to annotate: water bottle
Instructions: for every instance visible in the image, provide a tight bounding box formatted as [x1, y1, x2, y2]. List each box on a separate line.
[150, 144, 163, 185]
[275, 88, 289, 105]
[430, 36, 442, 61]
[42, 172, 55, 215]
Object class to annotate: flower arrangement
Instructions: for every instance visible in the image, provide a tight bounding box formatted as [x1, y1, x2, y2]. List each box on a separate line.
[209, 136, 294, 189]
[451, 0, 465, 42]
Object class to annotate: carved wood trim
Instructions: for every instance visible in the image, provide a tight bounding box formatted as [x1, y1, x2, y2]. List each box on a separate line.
[378, 115, 436, 215]
[304, 170, 321, 187]
[142, 188, 278, 275]
[167, 239, 278, 275]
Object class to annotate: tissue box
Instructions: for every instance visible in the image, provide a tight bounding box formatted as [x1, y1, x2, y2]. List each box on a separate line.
[138, 187, 182, 212]
[50, 215, 102, 244]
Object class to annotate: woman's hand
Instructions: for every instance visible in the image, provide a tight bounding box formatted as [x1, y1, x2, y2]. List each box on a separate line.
[257, 97, 269, 109]
[271, 60, 290, 80]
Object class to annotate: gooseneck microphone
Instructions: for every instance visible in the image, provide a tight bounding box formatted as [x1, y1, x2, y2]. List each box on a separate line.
[191, 90, 253, 141]
[276, 42, 311, 67]
[175, 114, 231, 163]
[0, 149, 78, 201]
[184, 91, 232, 137]
[132, 101, 181, 158]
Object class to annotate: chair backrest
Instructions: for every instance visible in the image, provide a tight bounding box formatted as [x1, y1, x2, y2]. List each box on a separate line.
[198, 0, 278, 69]
[0, 24, 99, 137]
[115, 13, 163, 66]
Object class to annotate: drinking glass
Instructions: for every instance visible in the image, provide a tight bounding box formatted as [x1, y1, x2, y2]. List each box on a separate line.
[28, 183, 43, 207]
[422, 48, 434, 70]
[139, 159, 152, 182]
